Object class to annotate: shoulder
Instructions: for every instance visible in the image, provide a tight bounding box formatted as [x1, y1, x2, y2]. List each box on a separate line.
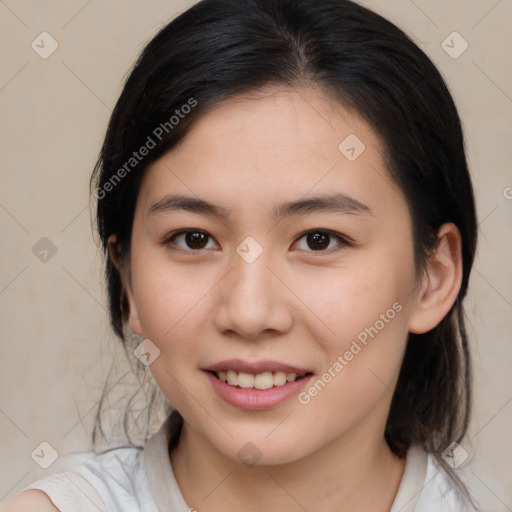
[394, 443, 489, 512]
[416, 451, 484, 512]
[76, 444, 146, 493]
[3, 444, 148, 512]
[0, 489, 60, 511]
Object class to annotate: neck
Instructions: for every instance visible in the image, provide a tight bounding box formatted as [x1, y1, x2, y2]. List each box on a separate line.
[169, 420, 406, 512]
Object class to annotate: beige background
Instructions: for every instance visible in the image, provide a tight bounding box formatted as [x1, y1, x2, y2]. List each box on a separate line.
[0, 0, 511, 507]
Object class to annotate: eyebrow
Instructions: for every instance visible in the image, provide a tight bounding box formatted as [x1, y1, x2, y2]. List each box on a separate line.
[148, 192, 372, 221]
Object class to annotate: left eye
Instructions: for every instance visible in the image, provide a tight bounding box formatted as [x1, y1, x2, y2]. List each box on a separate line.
[293, 230, 348, 252]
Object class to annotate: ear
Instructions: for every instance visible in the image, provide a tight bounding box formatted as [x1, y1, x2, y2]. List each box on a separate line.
[408, 223, 463, 334]
[107, 234, 142, 335]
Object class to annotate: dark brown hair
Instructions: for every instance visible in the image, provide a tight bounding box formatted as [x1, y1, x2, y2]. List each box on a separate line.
[90, 0, 477, 504]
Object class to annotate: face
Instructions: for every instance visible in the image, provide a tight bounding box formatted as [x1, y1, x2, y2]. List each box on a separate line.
[121, 86, 424, 465]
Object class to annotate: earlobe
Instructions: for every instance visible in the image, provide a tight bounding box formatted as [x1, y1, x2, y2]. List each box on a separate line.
[107, 234, 142, 335]
[408, 223, 463, 334]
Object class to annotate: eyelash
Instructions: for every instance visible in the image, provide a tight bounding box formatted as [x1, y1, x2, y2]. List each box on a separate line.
[162, 229, 352, 255]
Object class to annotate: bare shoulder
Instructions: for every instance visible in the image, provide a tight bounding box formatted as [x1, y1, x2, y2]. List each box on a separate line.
[0, 489, 60, 512]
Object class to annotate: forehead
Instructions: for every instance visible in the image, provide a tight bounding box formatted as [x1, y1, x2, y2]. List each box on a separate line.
[137, 86, 408, 223]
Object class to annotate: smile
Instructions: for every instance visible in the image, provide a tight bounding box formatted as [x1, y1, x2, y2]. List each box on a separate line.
[212, 370, 309, 389]
[203, 359, 314, 409]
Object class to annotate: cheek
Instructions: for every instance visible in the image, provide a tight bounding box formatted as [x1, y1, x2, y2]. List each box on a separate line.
[129, 248, 215, 356]
[295, 259, 411, 350]
[131, 239, 198, 320]
[294, 276, 410, 440]
[129, 252, 216, 407]
[292, 256, 415, 413]
[293, 249, 415, 416]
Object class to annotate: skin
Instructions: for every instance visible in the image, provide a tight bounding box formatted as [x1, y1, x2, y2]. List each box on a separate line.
[108, 85, 463, 512]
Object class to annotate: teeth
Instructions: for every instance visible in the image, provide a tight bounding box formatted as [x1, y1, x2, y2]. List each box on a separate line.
[216, 370, 306, 389]
[254, 372, 273, 390]
[274, 372, 287, 386]
[238, 372, 255, 388]
[226, 370, 238, 386]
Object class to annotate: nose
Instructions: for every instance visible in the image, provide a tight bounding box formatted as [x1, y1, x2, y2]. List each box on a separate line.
[212, 250, 294, 340]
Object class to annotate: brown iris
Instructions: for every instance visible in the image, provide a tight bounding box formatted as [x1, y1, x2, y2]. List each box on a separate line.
[185, 231, 209, 249]
[307, 232, 330, 250]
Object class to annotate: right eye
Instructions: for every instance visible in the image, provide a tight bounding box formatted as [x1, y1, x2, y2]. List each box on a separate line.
[164, 229, 219, 252]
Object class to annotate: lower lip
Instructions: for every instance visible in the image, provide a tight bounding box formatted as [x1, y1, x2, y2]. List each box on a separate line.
[204, 371, 313, 410]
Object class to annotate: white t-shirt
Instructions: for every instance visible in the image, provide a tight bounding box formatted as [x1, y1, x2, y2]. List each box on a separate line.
[20, 413, 487, 511]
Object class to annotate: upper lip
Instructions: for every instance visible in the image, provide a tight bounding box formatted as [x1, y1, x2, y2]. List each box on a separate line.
[204, 359, 313, 375]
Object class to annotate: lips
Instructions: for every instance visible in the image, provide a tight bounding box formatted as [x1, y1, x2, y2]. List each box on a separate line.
[202, 359, 315, 408]
[204, 368, 314, 410]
